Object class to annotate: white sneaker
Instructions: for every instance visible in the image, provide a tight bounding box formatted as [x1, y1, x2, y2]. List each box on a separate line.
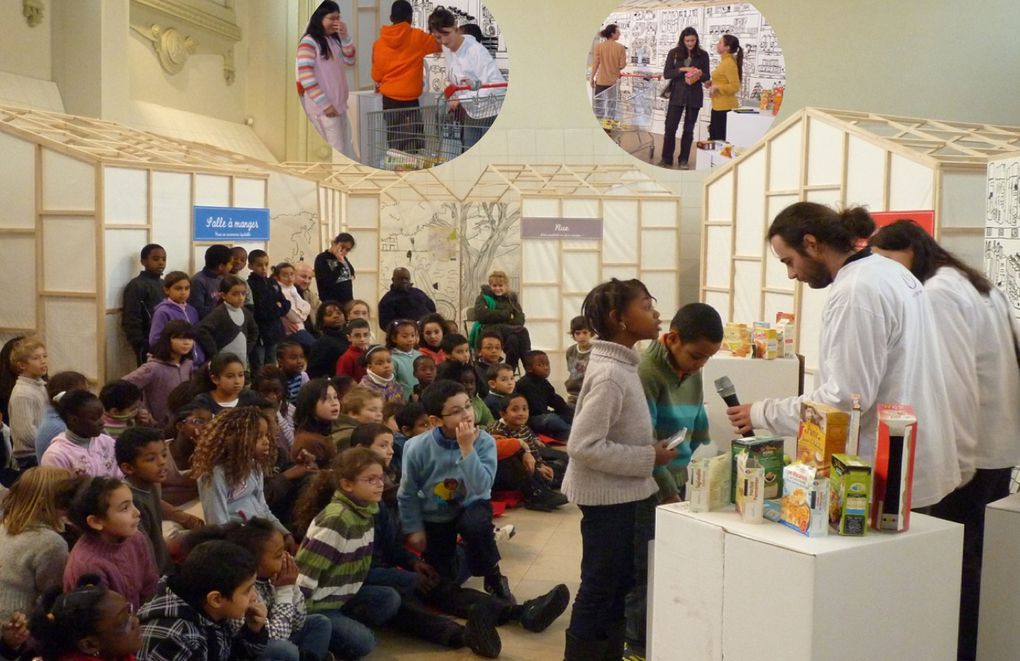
[494, 524, 516, 544]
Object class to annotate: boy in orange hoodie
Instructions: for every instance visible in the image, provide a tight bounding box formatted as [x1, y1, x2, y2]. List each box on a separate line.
[372, 0, 441, 152]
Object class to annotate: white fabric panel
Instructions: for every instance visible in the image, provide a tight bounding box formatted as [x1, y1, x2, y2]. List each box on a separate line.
[640, 229, 677, 270]
[707, 171, 734, 222]
[43, 218, 95, 292]
[523, 285, 559, 319]
[642, 271, 678, 317]
[704, 225, 732, 289]
[521, 197, 559, 217]
[104, 228, 149, 308]
[941, 234, 984, 272]
[103, 168, 148, 225]
[704, 291, 730, 322]
[767, 120, 803, 192]
[844, 135, 886, 209]
[151, 171, 192, 274]
[798, 284, 827, 374]
[522, 240, 559, 283]
[356, 230, 379, 272]
[563, 251, 600, 294]
[347, 195, 380, 229]
[889, 154, 934, 210]
[0, 133, 36, 228]
[602, 264, 637, 281]
[562, 198, 599, 218]
[806, 117, 844, 186]
[603, 199, 639, 264]
[734, 150, 767, 257]
[940, 171, 985, 230]
[764, 194, 799, 290]
[0, 236, 35, 328]
[44, 299, 98, 380]
[732, 260, 762, 323]
[105, 313, 136, 382]
[763, 291, 796, 329]
[562, 240, 600, 251]
[766, 193, 799, 230]
[42, 149, 93, 211]
[528, 320, 561, 352]
[353, 273, 379, 309]
[641, 199, 678, 228]
[194, 175, 230, 206]
[805, 187, 842, 205]
[233, 178, 267, 208]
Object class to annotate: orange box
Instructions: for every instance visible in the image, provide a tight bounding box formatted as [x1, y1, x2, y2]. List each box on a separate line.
[796, 401, 849, 476]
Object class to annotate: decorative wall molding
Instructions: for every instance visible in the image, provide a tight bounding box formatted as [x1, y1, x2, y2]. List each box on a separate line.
[129, 0, 241, 84]
[23, 0, 44, 27]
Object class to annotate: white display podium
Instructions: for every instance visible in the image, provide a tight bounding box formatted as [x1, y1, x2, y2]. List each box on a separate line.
[699, 353, 802, 458]
[650, 504, 963, 661]
[977, 492, 1020, 660]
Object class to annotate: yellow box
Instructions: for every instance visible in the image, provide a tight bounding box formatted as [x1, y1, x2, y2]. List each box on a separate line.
[796, 401, 849, 476]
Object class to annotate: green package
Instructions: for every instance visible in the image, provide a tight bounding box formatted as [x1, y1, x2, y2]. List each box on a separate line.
[829, 453, 871, 536]
[730, 436, 784, 502]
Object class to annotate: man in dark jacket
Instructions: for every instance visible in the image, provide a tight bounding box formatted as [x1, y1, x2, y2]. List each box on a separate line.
[122, 243, 166, 366]
[378, 267, 437, 330]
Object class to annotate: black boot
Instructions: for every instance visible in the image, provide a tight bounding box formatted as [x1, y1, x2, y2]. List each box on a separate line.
[524, 477, 569, 512]
[565, 630, 610, 661]
[519, 584, 570, 633]
[463, 603, 502, 658]
[604, 619, 626, 660]
[484, 570, 516, 605]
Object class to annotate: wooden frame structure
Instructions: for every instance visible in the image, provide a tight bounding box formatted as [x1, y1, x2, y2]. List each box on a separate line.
[700, 107, 1020, 375]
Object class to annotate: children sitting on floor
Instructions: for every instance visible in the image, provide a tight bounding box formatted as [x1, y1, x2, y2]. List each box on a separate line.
[393, 400, 429, 471]
[412, 354, 437, 401]
[472, 271, 531, 373]
[490, 391, 567, 487]
[444, 362, 494, 428]
[516, 350, 573, 442]
[565, 315, 594, 407]
[31, 577, 142, 661]
[307, 300, 348, 379]
[359, 345, 404, 404]
[123, 319, 195, 428]
[489, 393, 568, 512]
[484, 363, 515, 420]
[276, 339, 310, 405]
[331, 386, 384, 450]
[99, 379, 151, 439]
[417, 313, 447, 365]
[191, 352, 261, 414]
[386, 319, 422, 399]
[8, 337, 49, 471]
[41, 390, 121, 478]
[336, 318, 372, 383]
[33, 370, 88, 461]
[475, 330, 505, 374]
[291, 377, 343, 468]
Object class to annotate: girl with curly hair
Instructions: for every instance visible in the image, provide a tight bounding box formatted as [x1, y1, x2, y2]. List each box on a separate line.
[192, 406, 296, 552]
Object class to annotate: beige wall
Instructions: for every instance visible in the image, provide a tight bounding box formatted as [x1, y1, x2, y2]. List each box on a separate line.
[0, 0, 51, 81]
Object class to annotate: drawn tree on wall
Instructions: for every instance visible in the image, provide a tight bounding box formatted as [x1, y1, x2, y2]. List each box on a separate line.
[458, 201, 521, 310]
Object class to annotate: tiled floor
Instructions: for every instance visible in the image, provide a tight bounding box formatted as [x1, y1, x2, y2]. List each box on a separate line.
[370, 504, 583, 660]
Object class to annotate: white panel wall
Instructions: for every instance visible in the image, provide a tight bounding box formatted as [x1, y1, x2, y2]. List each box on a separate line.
[844, 135, 886, 209]
[0, 236, 36, 329]
[43, 217, 95, 292]
[233, 177, 267, 208]
[806, 117, 844, 186]
[42, 149, 94, 211]
[104, 228, 149, 308]
[151, 171, 192, 274]
[889, 154, 934, 209]
[0, 133, 35, 228]
[103, 167, 148, 224]
[734, 150, 766, 257]
[767, 121, 803, 191]
[44, 299, 98, 380]
[194, 174, 231, 206]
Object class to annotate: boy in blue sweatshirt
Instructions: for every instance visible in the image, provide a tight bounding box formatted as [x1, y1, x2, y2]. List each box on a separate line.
[397, 379, 512, 602]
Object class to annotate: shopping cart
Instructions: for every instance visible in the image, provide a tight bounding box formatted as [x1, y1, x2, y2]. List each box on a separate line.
[365, 82, 507, 171]
[593, 72, 658, 160]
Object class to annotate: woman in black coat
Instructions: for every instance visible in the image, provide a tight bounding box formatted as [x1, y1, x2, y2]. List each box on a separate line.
[659, 27, 710, 169]
[314, 232, 356, 307]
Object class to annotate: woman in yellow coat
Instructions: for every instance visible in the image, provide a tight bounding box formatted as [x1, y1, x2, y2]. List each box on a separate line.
[706, 34, 744, 142]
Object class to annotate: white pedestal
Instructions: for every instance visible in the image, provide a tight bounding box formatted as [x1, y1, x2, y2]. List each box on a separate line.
[651, 504, 962, 661]
[978, 492, 1020, 660]
[727, 109, 776, 148]
[699, 353, 802, 459]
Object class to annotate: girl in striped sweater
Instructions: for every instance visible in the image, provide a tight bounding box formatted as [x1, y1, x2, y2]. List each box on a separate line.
[293, 447, 400, 660]
[296, 1, 357, 158]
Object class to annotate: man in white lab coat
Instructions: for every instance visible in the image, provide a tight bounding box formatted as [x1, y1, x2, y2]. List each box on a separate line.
[726, 202, 960, 509]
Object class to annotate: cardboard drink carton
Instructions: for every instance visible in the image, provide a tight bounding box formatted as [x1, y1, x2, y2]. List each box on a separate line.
[871, 405, 917, 532]
[829, 453, 871, 536]
[796, 401, 849, 476]
[730, 436, 785, 502]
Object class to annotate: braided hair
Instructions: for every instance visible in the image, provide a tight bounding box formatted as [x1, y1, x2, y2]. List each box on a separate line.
[189, 406, 277, 489]
[29, 575, 112, 660]
[581, 278, 654, 340]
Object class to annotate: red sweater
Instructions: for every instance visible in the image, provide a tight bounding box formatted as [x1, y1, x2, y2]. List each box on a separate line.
[336, 345, 367, 383]
[63, 531, 158, 609]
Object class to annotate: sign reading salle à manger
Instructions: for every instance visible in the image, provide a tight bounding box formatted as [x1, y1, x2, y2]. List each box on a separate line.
[193, 206, 271, 241]
[520, 217, 604, 240]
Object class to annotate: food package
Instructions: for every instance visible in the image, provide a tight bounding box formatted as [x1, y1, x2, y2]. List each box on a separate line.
[723, 322, 752, 357]
[765, 462, 829, 536]
[730, 435, 784, 501]
[688, 452, 732, 513]
[871, 405, 917, 532]
[796, 401, 849, 476]
[829, 454, 871, 536]
[775, 312, 796, 357]
[735, 452, 765, 524]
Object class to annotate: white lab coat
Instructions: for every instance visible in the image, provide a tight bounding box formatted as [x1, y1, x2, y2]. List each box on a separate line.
[443, 35, 504, 118]
[751, 253, 960, 507]
[926, 266, 1020, 475]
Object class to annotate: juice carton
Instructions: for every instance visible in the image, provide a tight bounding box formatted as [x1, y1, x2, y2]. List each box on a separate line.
[776, 312, 796, 357]
[796, 401, 849, 476]
[730, 435, 784, 501]
[871, 404, 917, 532]
[764, 462, 829, 537]
[829, 454, 871, 536]
[688, 453, 732, 513]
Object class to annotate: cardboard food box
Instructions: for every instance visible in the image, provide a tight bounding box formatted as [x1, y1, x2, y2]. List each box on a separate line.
[730, 436, 785, 501]
[829, 453, 871, 536]
[724, 322, 751, 357]
[871, 404, 917, 532]
[764, 462, 829, 537]
[688, 452, 732, 513]
[796, 401, 849, 476]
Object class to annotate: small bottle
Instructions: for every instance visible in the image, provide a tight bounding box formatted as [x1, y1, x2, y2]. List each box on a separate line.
[847, 394, 862, 456]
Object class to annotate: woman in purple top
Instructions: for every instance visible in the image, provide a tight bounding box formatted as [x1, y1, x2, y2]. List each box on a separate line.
[148, 272, 205, 367]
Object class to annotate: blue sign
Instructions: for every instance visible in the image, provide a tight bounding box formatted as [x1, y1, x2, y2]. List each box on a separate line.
[193, 206, 270, 241]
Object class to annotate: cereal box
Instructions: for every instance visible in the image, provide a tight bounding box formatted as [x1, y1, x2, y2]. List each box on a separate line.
[796, 401, 849, 476]
[764, 462, 829, 537]
[730, 435, 784, 502]
[829, 454, 871, 536]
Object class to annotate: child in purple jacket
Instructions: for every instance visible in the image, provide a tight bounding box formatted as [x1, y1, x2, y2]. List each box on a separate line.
[124, 320, 196, 427]
[149, 271, 206, 367]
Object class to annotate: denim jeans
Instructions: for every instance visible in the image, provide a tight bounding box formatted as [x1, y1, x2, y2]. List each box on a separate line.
[260, 613, 332, 661]
[365, 566, 419, 595]
[320, 585, 401, 659]
[461, 114, 495, 152]
[624, 495, 658, 653]
[530, 412, 572, 442]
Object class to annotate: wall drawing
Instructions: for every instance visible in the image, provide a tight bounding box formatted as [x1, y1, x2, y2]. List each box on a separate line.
[985, 156, 1020, 317]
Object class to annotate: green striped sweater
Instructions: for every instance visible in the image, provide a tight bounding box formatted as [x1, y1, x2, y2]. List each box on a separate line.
[295, 491, 378, 613]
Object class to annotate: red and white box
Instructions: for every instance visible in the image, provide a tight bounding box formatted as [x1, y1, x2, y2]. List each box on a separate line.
[870, 404, 917, 532]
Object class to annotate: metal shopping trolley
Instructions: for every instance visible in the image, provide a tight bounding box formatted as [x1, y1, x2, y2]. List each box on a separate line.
[365, 82, 507, 171]
[593, 72, 658, 160]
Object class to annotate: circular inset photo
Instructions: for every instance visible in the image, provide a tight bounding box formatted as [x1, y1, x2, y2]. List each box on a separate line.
[297, 0, 508, 171]
[587, 1, 785, 170]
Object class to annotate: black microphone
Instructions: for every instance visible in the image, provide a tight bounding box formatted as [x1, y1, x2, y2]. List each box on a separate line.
[715, 376, 754, 438]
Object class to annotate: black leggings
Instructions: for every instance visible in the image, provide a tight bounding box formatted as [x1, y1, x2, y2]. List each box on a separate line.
[708, 109, 729, 141]
[661, 104, 700, 165]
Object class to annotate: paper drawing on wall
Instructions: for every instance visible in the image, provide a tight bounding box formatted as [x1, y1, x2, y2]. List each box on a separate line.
[272, 211, 318, 263]
[459, 201, 521, 307]
[984, 155, 1020, 318]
